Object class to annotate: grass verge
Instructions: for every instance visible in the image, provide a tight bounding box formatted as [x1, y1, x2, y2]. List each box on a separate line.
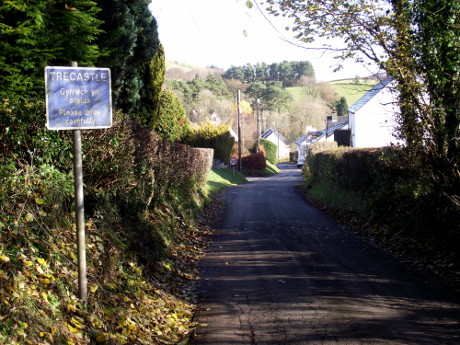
[306, 178, 368, 214]
[204, 168, 248, 196]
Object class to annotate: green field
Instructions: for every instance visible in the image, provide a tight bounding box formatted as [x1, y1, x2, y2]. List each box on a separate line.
[328, 80, 377, 105]
[287, 86, 308, 101]
[287, 79, 376, 107]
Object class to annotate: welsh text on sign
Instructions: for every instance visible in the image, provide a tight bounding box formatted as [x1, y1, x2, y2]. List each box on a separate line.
[45, 66, 112, 130]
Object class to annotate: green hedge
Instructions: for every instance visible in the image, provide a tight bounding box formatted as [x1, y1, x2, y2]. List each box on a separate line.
[241, 151, 267, 170]
[305, 144, 408, 193]
[258, 138, 278, 164]
[304, 143, 459, 246]
[185, 122, 235, 164]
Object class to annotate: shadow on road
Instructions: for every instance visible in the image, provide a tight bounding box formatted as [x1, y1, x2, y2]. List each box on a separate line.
[191, 163, 460, 345]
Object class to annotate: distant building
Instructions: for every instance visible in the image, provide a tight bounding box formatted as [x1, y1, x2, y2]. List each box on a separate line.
[209, 111, 221, 126]
[295, 77, 402, 155]
[261, 128, 291, 159]
[304, 114, 349, 146]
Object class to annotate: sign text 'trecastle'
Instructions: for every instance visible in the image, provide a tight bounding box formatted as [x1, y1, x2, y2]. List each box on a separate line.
[48, 71, 108, 82]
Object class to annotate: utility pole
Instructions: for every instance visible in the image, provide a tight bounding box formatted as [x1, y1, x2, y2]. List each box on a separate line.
[256, 98, 261, 151]
[278, 130, 280, 159]
[237, 90, 242, 171]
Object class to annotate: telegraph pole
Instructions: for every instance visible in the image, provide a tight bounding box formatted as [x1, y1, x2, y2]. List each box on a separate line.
[256, 98, 261, 151]
[237, 90, 242, 171]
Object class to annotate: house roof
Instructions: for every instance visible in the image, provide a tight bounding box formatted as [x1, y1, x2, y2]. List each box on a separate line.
[296, 135, 308, 146]
[326, 121, 348, 137]
[309, 121, 349, 143]
[348, 77, 394, 114]
[261, 127, 289, 144]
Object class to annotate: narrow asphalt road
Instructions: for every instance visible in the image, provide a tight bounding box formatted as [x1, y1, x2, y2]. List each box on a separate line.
[191, 163, 460, 345]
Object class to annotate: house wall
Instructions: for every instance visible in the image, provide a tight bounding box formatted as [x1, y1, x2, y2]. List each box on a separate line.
[296, 140, 308, 159]
[350, 86, 401, 148]
[265, 133, 290, 159]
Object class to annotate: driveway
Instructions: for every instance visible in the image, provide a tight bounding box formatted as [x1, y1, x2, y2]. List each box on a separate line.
[191, 163, 460, 344]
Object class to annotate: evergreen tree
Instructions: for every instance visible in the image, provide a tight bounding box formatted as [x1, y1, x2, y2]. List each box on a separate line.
[222, 61, 315, 85]
[155, 89, 190, 142]
[205, 74, 232, 99]
[0, 0, 102, 99]
[135, 45, 166, 127]
[97, 0, 160, 114]
[335, 97, 349, 117]
[0, 0, 103, 162]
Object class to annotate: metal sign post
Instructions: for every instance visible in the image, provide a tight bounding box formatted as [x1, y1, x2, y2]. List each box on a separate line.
[230, 158, 237, 177]
[45, 62, 112, 304]
[72, 126, 86, 303]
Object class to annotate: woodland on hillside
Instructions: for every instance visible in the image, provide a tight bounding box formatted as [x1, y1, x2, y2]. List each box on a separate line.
[165, 61, 352, 143]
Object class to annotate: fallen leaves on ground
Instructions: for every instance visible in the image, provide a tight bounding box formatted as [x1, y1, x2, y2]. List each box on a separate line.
[0, 193, 223, 345]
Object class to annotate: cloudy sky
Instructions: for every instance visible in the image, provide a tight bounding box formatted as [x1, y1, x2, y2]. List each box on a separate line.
[149, 0, 377, 81]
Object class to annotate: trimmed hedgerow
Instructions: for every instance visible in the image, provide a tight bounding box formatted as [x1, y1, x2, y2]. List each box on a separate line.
[241, 151, 267, 170]
[185, 121, 235, 164]
[304, 143, 459, 249]
[258, 138, 278, 165]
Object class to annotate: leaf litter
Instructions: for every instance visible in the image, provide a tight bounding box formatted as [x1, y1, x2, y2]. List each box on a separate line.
[0, 192, 224, 345]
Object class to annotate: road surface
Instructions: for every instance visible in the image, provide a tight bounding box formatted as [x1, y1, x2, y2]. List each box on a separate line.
[191, 163, 460, 345]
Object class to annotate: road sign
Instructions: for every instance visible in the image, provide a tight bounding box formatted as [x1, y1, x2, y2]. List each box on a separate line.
[45, 66, 112, 130]
[230, 158, 237, 166]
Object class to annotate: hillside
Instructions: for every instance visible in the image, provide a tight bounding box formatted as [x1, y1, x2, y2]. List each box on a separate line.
[327, 79, 377, 106]
[287, 79, 376, 108]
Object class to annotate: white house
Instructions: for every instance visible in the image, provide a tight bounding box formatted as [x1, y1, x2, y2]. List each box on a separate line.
[305, 116, 349, 146]
[348, 78, 402, 148]
[296, 135, 309, 159]
[295, 127, 323, 158]
[261, 128, 291, 159]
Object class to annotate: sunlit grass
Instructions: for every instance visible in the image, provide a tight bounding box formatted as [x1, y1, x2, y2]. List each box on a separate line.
[328, 80, 377, 105]
[287, 79, 377, 107]
[265, 160, 280, 176]
[204, 168, 247, 196]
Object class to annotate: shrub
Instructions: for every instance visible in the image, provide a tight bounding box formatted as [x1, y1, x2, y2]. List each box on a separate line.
[82, 111, 137, 215]
[303, 141, 339, 181]
[155, 89, 191, 142]
[186, 121, 235, 163]
[241, 151, 267, 170]
[258, 138, 278, 164]
[0, 96, 74, 169]
[307, 140, 338, 156]
[133, 126, 213, 205]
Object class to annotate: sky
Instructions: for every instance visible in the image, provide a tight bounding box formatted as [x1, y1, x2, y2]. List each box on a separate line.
[149, 0, 378, 82]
